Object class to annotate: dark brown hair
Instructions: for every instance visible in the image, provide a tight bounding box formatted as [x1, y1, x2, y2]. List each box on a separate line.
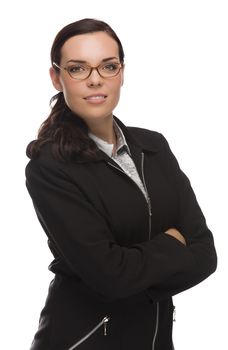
[26, 18, 125, 161]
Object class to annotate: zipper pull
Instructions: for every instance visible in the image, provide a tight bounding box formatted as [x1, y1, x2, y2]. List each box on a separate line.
[173, 306, 176, 322]
[103, 316, 110, 336]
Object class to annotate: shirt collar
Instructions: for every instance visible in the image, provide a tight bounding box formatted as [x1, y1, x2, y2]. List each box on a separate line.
[113, 119, 131, 156]
[88, 118, 131, 158]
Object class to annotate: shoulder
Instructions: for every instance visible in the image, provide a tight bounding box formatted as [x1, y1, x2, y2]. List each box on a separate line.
[25, 142, 67, 180]
[128, 126, 163, 140]
[126, 126, 181, 171]
[26, 142, 54, 167]
[115, 116, 167, 150]
[127, 126, 169, 152]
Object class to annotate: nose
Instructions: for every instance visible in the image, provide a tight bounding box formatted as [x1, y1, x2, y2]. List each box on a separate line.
[86, 68, 103, 87]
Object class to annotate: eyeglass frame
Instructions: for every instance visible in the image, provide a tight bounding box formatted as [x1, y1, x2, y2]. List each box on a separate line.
[52, 61, 123, 80]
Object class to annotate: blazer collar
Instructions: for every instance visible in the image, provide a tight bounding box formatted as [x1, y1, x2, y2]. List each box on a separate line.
[113, 116, 159, 153]
[74, 116, 158, 163]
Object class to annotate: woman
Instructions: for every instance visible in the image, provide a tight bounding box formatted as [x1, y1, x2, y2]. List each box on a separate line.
[25, 18, 217, 350]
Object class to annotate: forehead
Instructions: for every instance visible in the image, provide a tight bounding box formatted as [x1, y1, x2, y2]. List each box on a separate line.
[60, 32, 119, 64]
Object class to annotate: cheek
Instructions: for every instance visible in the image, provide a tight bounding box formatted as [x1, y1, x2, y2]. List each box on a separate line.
[108, 77, 123, 96]
[61, 81, 82, 106]
[106, 82, 122, 111]
[113, 82, 122, 103]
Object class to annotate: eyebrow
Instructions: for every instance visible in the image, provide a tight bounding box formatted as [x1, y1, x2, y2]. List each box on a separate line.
[66, 57, 119, 64]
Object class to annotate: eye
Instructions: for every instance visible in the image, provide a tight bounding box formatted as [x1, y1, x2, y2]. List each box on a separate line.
[67, 64, 87, 74]
[102, 63, 119, 72]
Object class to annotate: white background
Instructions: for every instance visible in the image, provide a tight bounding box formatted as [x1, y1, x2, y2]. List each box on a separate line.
[0, 1, 227, 349]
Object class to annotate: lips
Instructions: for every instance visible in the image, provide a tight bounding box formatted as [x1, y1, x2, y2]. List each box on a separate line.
[84, 94, 107, 101]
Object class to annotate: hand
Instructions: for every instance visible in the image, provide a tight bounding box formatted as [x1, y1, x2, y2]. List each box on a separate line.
[165, 228, 187, 246]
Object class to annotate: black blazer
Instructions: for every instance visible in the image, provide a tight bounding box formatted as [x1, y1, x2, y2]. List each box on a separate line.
[26, 117, 217, 350]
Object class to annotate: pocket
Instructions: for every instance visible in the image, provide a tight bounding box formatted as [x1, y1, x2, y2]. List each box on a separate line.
[68, 315, 110, 350]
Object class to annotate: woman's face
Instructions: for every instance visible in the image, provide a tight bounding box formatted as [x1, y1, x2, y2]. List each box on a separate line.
[50, 32, 124, 126]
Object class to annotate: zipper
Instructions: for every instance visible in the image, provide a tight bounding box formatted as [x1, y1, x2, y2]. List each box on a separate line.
[173, 305, 176, 322]
[152, 302, 160, 350]
[107, 161, 126, 176]
[108, 155, 158, 349]
[108, 153, 152, 240]
[141, 152, 159, 348]
[68, 316, 110, 350]
[107, 160, 149, 207]
[171, 306, 176, 350]
[141, 152, 152, 240]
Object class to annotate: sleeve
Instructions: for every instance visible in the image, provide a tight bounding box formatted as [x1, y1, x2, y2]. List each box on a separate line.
[25, 152, 217, 302]
[146, 134, 217, 300]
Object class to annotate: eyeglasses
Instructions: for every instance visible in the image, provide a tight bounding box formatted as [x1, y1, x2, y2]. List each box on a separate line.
[53, 61, 123, 80]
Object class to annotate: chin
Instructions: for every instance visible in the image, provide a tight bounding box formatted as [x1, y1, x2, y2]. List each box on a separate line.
[76, 108, 113, 122]
[85, 113, 113, 122]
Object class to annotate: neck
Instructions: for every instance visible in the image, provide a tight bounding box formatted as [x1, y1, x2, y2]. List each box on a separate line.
[87, 116, 116, 145]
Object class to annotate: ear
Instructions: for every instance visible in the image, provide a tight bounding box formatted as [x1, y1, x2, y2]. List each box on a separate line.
[49, 67, 63, 92]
